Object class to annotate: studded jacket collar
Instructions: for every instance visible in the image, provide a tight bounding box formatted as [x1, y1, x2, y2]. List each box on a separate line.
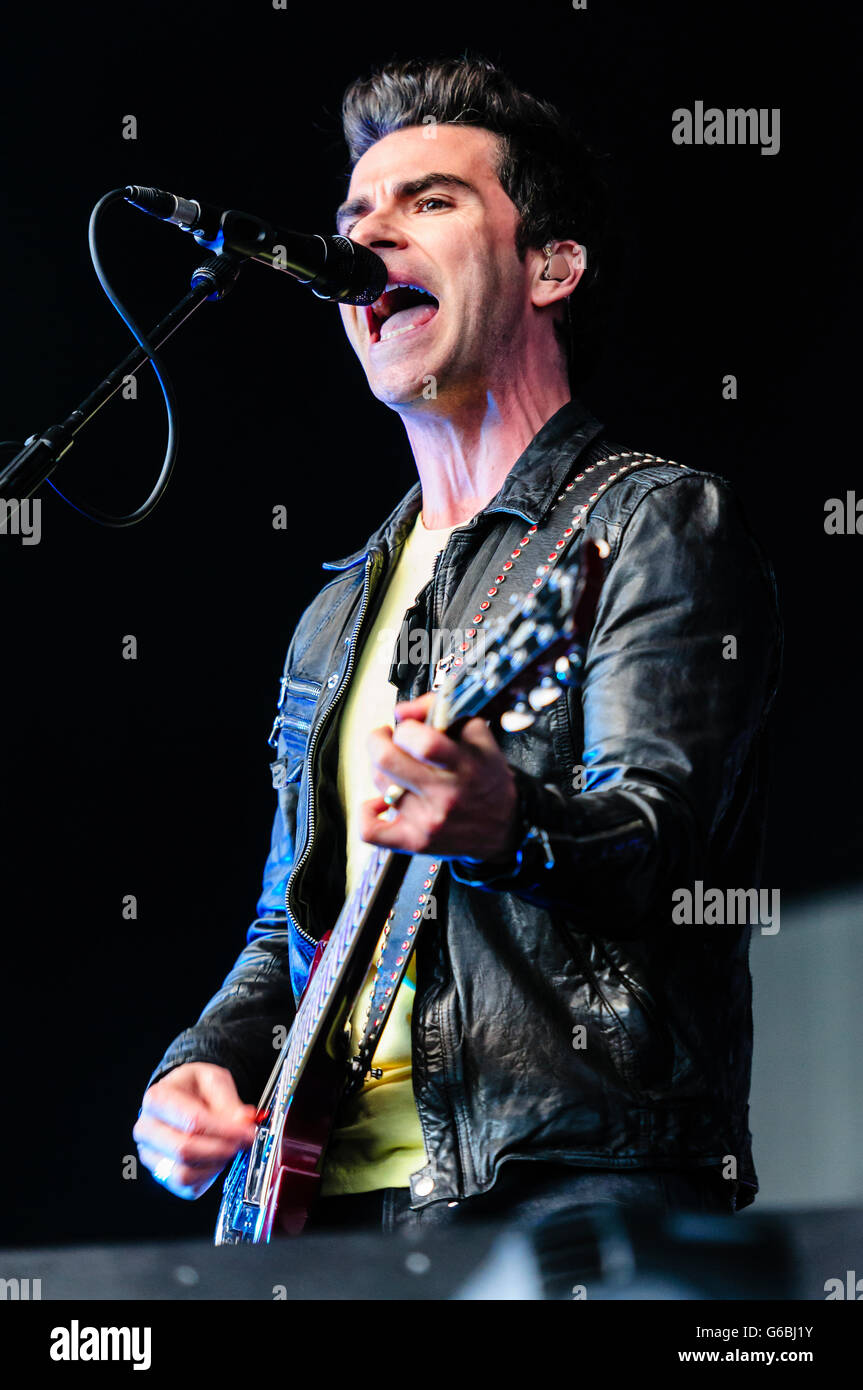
[148, 396, 782, 1213]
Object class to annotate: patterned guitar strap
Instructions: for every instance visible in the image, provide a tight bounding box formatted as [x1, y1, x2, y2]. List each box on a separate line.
[346, 444, 685, 1091]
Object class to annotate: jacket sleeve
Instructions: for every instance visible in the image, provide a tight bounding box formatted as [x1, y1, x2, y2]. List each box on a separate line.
[451, 472, 782, 931]
[144, 723, 302, 1106]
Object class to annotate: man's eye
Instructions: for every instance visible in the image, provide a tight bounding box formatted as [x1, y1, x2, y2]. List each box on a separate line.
[338, 196, 450, 235]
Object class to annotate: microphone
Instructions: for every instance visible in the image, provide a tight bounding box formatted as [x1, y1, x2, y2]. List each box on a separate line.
[123, 185, 387, 306]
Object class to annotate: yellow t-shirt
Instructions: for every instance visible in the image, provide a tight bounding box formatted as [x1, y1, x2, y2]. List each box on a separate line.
[320, 511, 460, 1195]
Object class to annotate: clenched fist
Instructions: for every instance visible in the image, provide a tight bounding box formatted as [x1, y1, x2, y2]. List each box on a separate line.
[133, 1062, 258, 1200]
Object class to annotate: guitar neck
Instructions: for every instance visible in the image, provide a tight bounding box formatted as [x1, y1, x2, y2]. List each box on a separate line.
[256, 843, 410, 1113]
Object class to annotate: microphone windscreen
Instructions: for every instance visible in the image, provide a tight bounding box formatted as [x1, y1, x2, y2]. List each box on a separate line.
[323, 237, 388, 306]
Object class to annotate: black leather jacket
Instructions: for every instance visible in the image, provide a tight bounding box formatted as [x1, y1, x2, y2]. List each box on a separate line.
[148, 398, 782, 1212]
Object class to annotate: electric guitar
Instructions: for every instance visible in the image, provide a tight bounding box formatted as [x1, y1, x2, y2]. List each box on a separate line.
[215, 537, 605, 1243]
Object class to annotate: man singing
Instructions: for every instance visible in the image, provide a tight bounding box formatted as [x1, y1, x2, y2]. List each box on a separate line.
[134, 56, 782, 1233]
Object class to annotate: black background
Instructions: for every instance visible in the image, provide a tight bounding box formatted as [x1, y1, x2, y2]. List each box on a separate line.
[1, 0, 859, 1246]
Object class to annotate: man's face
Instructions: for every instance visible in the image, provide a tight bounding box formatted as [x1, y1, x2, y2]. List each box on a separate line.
[336, 124, 532, 409]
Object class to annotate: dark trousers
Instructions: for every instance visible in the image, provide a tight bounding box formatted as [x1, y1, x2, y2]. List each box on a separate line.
[305, 1162, 737, 1236]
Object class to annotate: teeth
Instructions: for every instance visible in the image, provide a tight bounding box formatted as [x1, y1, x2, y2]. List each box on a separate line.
[369, 279, 436, 339]
[372, 281, 436, 318]
[379, 320, 426, 342]
[383, 282, 431, 295]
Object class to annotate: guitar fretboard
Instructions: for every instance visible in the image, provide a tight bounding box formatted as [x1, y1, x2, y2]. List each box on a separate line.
[269, 842, 394, 1109]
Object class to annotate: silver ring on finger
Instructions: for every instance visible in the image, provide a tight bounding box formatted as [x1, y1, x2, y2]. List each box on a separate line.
[154, 1157, 175, 1184]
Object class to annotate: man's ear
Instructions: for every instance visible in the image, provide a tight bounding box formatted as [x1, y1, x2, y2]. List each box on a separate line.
[531, 240, 587, 308]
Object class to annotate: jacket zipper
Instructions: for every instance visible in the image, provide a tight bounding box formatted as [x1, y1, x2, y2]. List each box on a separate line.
[272, 713, 312, 736]
[285, 551, 378, 948]
[285, 676, 321, 699]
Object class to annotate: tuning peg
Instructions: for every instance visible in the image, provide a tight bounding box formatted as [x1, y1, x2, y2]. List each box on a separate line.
[549, 650, 585, 688]
[528, 678, 563, 712]
[500, 701, 536, 733]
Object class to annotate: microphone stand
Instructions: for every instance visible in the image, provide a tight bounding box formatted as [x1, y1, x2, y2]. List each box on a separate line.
[0, 250, 245, 508]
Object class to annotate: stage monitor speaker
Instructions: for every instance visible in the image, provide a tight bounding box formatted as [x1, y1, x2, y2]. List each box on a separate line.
[0, 1205, 859, 1300]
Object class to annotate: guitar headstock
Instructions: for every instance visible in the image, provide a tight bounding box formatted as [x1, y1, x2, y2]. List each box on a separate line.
[435, 537, 607, 732]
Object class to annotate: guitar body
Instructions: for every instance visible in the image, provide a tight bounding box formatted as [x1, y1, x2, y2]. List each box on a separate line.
[215, 1056, 343, 1245]
[215, 929, 351, 1242]
[269, 1041, 346, 1237]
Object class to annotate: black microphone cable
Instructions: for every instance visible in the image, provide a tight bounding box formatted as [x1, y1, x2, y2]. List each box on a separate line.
[45, 187, 180, 527]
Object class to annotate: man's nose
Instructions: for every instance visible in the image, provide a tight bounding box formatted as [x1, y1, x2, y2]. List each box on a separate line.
[350, 206, 407, 251]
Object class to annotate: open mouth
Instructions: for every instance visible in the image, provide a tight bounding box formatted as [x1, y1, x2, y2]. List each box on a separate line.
[366, 282, 440, 346]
